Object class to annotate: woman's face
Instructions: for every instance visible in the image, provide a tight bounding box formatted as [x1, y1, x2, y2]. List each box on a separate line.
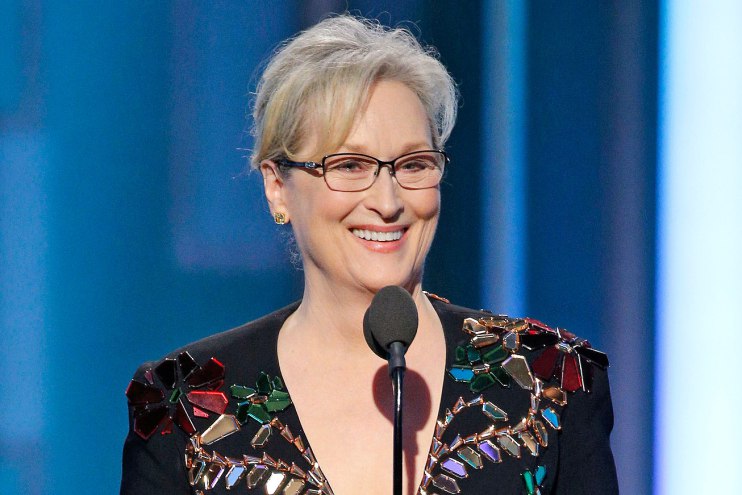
[264, 80, 440, 294]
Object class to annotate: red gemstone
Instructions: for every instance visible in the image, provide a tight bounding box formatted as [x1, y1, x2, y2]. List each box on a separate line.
[525, 317, 552, 332]
[126, 380, 164, 405]
[186, 357, 225, 387]
[187, 390, 228, 414]
[560, 329, 577, 342]
[133, 405, 168, 440]
[177, 352, 199, 380]
[160, 417, 174, 435]
[155, 359, 177, 389]
[192, 405, 210, 418]
[175, 398, 196, 435]
[533, 347, 559, 380]
[561, 354, 582, 392]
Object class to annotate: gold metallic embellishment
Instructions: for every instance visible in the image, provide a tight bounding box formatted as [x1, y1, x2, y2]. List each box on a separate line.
[274, 212, 287, 224]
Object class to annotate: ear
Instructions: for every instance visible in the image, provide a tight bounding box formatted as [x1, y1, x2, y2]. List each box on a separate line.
[260, 160, 290, 220]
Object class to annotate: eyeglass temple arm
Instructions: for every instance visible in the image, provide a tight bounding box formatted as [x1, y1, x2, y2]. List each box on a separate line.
[276, 159, 322, 170]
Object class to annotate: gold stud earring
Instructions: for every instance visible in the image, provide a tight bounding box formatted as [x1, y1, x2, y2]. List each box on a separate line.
[274, 212, 288, 225]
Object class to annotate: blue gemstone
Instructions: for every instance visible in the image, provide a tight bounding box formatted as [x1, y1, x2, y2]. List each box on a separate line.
[535, 465, 547, 485]
[541, 407, 560, 430]
[225, 465, 246, 488]
[448, 366, 475, 382]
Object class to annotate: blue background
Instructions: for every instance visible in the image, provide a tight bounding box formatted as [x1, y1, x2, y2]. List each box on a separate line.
[1, 1, 661, 493]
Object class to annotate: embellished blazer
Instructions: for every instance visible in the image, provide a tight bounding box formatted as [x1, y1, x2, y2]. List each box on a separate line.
[121, 296, 618, 495]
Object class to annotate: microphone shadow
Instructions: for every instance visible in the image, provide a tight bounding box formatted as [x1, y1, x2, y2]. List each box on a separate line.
[372, 365, 433, 495]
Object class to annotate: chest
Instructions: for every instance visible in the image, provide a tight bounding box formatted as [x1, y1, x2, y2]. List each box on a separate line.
[179, 309, 569, 495]
[279, 349, 446, 494]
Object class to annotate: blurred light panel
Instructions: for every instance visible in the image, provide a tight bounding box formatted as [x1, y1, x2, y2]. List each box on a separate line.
[169, 2, 297, 272]
[481, 0, 526, 315]
[656, 1, 742, 493]
[0, 133, 47, 493]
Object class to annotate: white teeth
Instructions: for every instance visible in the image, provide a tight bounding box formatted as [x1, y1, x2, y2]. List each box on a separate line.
[351, 228, 403, 242]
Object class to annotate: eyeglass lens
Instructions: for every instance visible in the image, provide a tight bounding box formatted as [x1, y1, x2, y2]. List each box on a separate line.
[323, 151, 445, 191]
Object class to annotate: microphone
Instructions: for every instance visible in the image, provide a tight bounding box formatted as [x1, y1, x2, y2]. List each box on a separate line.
[363, 285, 418, 495]
[363, 285, 419, 376]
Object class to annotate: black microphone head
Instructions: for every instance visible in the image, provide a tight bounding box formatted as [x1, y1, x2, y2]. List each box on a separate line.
[363, 286, 419, 360]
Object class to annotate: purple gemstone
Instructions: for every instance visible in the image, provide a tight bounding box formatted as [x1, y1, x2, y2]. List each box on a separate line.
[478, 440, 502, 463]
[441, 457, 468, 478]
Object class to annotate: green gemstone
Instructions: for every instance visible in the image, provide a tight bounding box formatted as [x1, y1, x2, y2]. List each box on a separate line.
[236, 401, 250, 424]
[470, 372, 496, 393]
[272, 376, 285, 390]
[230, 385, 256, 399]
[492, 367, 511, 387]
[256, 373, 272, 394]
[265, 390, 292, 412]
[453, 345, 466, 364]
[247, 404, 271, 424]
[169, 388, 182, 403]
[455, 346, 467, 364]
[523, 470, 536, 494]
[482, 345, 507, 364]
[466, 345, 481, 363]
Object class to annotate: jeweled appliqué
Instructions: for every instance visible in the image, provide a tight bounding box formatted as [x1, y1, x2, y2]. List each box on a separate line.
[125, 352, 225, 439]
[428, 311, 610, 494]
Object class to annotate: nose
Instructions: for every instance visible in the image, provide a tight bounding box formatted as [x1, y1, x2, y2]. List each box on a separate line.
[364, 165, 403, 219]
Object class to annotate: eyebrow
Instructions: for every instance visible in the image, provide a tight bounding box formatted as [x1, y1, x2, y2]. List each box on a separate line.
[338, 142, 435, 156]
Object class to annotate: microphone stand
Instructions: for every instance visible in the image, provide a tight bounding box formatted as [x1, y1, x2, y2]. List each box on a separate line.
[388, 342, 406, 495]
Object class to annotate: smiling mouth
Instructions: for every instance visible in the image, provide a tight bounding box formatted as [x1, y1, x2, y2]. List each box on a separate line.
[351, 228, 405, 242]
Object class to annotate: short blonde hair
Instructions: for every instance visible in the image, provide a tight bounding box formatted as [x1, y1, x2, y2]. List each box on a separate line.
[250, 15, 458, 169]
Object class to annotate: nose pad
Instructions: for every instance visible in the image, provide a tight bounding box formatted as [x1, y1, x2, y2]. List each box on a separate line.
[376, 162, 396, 181]
[372, 166, 399, 190]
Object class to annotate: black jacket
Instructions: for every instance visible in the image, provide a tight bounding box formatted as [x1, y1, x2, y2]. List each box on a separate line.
[121, 297, 618, 494]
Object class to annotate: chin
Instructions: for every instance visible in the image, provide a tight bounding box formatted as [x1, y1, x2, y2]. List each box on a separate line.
[358, 269, 422, 294]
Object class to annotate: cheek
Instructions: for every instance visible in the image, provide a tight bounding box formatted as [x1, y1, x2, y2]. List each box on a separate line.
[286, 187, 356, 243]
[415, 190, 441, 221]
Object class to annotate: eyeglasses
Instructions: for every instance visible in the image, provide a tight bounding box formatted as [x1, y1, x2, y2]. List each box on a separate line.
[275, 149, 448, 192]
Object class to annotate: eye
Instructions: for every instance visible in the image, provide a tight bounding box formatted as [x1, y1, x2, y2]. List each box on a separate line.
[397, 156, 438, 173]
[325, 156, 375, 174]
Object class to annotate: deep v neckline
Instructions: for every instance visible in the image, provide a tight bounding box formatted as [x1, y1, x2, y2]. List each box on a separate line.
[159, 297, 577, 494]
[273, 296, 454, 494]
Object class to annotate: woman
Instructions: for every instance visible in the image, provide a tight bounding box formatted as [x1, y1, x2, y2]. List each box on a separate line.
[121, 15, 617, 495]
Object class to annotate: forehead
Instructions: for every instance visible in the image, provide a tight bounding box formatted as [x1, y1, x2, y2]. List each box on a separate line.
[301, 80, 432, 158]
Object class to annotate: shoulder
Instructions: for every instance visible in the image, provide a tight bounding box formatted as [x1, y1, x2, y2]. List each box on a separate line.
[429, 292, 609, 394]
[161, 300, 300, 363]
[124, 301, 299, 441]
[427, 292, 617, 493]
[121, 303, 301, 492]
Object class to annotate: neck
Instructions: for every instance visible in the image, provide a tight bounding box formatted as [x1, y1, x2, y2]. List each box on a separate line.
[289, 272, 430, 356]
